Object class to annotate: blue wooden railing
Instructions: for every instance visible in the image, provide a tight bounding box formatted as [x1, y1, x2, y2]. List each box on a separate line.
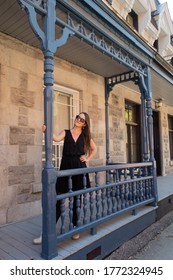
[41, 161, 157, 259]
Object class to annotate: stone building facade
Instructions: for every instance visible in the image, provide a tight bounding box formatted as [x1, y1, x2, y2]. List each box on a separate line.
[0, 0, 173, 225]
[0, 33, 43, 224]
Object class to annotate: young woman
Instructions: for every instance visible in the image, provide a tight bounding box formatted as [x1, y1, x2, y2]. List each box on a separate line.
[33, 112, 97, 244]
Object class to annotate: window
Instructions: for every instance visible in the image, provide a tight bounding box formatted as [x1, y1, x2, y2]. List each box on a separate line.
[171, 35, 173, 47]
[125, 101, 141, 163]
[42, 85, 82, 169]
[153, 39, 158, 51]
[126, 10, 138, 31]
[168, 115, 173, 160]
[106, 0, 112, 4]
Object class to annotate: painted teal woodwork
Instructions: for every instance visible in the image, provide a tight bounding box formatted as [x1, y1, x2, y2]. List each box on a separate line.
[17, 0, 157, 259]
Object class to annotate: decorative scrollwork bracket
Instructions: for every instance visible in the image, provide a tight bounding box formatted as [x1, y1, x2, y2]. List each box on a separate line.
[17, 0, 74, 53]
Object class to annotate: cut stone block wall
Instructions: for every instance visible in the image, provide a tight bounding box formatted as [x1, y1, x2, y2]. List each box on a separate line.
[0, 31, 173, 225]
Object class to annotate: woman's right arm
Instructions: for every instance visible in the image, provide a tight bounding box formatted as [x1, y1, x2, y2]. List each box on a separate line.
[53, 130, 65, 142]
[42, 125, 65, 142]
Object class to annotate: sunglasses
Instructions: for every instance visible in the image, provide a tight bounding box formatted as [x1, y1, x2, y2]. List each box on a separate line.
[75, 115, 85, 124]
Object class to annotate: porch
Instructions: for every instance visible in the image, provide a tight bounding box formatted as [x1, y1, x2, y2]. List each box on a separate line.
[0, 173, 173, 260]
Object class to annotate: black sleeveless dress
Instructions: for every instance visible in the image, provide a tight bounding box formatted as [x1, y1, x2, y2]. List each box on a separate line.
[56, 130, 90, 193]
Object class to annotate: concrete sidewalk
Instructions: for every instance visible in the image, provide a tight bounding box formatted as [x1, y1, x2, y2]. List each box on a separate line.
[132, 173, 173, 260]
[133, 217, 173, 260]
[105, 209, 173, 260]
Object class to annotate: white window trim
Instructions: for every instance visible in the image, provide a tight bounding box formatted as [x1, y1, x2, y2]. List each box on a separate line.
[42, 85, 82, 169]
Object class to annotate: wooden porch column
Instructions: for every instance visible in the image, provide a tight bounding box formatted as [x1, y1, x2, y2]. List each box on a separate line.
[145, 67, 158, 204]
[18, 0, 74, 259]
[137, 68, 158, 204]
[41, 49, 57, 259]
[145, 67, 154, 162]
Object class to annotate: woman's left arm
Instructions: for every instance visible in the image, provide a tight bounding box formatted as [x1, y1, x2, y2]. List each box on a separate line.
[80, 139, 97, 163]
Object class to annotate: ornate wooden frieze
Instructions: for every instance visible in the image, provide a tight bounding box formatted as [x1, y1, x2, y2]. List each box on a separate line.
[18, 0, 147, 75]
[59, 6, 147, 75]
[106, 71, 139, 92]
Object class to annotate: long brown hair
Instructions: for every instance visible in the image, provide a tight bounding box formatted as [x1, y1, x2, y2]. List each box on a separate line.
[81, 112, 91, 153]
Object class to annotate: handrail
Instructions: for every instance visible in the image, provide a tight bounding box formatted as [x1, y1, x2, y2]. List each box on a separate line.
[55, 161, 153, 177]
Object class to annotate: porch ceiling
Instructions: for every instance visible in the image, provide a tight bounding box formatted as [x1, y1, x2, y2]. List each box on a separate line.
[0, 0, 128, 77]
[56, 36, 128, 77]
[0, 0, 172, 105]
[125, 71, 173, 106]
[151, 71, 173, 106]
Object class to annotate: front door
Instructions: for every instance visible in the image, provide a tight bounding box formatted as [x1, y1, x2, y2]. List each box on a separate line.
[125, 101, 141, 163]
